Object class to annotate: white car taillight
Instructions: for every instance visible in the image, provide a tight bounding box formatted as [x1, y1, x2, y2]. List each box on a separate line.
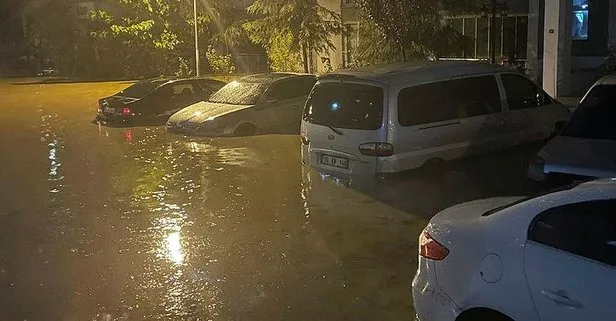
[419, 229, 449, 261]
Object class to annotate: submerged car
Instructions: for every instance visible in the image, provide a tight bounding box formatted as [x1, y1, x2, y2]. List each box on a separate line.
[166, 73, 316, 136]
[301, 61, 570, 178]
[95, 77, 225, 126]
[529, 74, 616, 183]
[413, 179, 616, 321]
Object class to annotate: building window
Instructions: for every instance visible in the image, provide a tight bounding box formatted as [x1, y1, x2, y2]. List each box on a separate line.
[572, 0, 589, 40]
[342, 23, 359, 68]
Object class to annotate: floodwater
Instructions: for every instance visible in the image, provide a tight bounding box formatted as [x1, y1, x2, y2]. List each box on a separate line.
[0, 79, 539, 320]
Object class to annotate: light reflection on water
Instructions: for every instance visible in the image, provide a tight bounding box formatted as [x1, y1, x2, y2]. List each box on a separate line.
[165, 231, 184, 265]
[25, 106, 416, 320]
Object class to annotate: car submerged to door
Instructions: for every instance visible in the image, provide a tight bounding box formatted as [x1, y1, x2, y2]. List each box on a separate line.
[412, 179, 616, 321]
[96, 77, 225, 126]
[301, 61, 571, 177]
[528, 73, 616, 183]
[166, 73, 316, 136]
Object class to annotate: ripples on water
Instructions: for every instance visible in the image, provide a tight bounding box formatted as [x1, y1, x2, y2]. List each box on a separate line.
[1, 92, 418, 321]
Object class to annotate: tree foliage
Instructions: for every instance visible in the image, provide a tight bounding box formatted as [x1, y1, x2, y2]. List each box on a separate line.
[90, 0, 221, 77]
[355, 0, 478, 62]
[21, 0, 83, 75]
[243, 0, 344, 73]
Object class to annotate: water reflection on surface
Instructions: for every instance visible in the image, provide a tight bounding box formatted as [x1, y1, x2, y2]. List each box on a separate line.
[165, 232, 184, 265]
[1, 80, 429, 320]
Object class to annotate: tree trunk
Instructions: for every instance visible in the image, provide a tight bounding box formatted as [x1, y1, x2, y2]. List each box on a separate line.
[301, 43, 309, 73]
[399, 43, 407, 62]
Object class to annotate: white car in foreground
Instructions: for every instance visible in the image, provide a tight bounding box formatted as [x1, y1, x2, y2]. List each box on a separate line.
[412, 180, 616, 321]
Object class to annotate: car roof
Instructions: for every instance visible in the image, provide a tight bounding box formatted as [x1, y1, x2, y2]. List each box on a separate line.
[237, 72, 314, 84]
[318, 60, 512, 85]
[573, 178, 616, 191]
[596, 73, 616, 85]
[141, 77, 225, 85]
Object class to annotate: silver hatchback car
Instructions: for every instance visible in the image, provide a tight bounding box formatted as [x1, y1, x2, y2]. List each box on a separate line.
[167, 73, 316, 136]
[528, 73, 616, 183]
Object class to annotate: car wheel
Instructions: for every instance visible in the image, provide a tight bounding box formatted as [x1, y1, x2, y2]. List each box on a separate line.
[234, 123, 257, 136]
[456, 308, 514, 321]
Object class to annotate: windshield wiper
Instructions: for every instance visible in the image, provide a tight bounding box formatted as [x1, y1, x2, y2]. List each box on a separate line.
[327, 125, 343, 136]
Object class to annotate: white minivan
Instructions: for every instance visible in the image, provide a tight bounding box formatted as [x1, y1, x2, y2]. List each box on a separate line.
[301, 61, 571, 177]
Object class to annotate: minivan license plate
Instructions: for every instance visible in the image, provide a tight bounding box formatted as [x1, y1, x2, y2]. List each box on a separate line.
[321, 155, 348, 169]
[104, 107, 115, 114]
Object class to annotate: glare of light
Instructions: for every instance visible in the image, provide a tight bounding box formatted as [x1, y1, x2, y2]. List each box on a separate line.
[330, 102, 340, 111]
[206, 116, 216, 121]
[166, 232, 184, 265]
[229, 80, 239, 87]
[124, 128, 133, 142]
[193, 111, 203, 117]
[582, 4, 588, 9]
[48, 140, 60, 178]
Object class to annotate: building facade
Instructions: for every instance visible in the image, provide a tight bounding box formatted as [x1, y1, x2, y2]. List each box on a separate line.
[318, 0, 616, 96]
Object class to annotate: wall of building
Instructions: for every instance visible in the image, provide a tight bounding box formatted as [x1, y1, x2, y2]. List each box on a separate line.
[312, 0, 344, 73]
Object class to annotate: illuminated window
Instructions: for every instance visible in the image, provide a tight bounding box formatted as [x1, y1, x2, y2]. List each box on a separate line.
[572, 0, 589, 40]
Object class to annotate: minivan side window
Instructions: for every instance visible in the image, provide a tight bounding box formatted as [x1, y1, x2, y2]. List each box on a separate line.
[501, 73, 551, 110]
[528, 200, 616, 266]
[397, 75, 502, 126]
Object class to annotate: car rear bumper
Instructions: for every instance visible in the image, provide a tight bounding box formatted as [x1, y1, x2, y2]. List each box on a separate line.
[301, 144, 378, 178]
[412, 258, 459, 321]
[95, 112, 132, 125]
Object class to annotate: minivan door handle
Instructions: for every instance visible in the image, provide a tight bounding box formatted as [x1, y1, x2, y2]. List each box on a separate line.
[541, 290, 584, 309]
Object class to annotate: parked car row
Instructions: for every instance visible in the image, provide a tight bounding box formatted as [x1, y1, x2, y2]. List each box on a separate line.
[95, 77, 226, 126]
[95, 63, 616, 321]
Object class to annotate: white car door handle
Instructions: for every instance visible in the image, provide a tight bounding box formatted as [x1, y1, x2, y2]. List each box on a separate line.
[541, 290, 584, 309]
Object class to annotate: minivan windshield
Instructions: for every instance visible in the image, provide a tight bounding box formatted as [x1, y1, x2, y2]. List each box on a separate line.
[562, 84, 616, 140]
[208, 81, 269, 105]
[303, 82, 384, 130]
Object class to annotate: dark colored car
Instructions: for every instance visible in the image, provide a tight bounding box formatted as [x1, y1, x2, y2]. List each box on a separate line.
[166, 73, 316, 136]
[95, 77, 226, 126]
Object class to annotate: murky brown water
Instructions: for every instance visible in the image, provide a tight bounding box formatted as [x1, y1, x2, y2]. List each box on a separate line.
[0, 79, 432, 320]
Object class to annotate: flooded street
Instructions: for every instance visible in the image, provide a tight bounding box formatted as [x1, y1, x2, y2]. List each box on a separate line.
[0, 79, 540, 320]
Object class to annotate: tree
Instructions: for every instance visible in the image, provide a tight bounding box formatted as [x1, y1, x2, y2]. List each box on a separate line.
[355, 0, 478, 63]
[22, 0, 85, 75]
[90, 0, 227, 77]
[243, 0, 345, 73]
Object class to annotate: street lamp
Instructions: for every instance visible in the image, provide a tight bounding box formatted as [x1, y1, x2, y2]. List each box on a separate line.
[481, 0, 508, 64]
[193, 0, 200, 77]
